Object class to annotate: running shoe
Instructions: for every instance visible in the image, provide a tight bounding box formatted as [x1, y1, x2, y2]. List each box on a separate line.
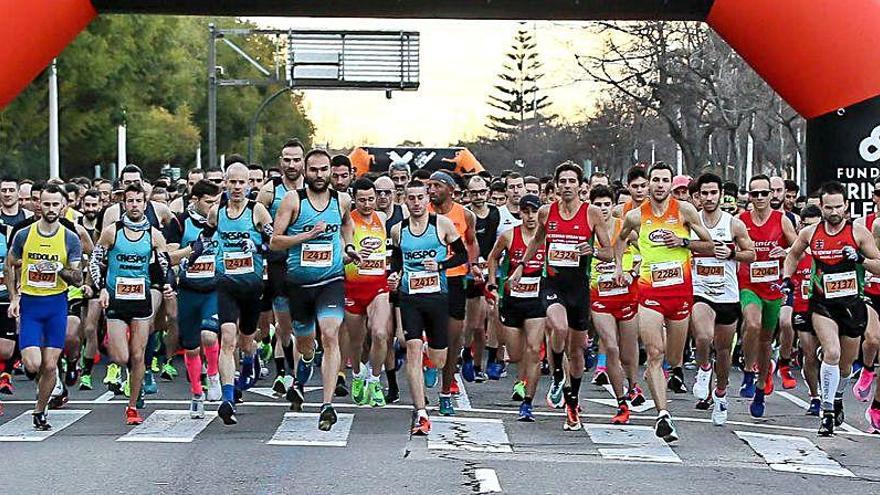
[739, 371, 756, 398]
[190, 394, 205, 419]
[0, 372, 14, 395]
[79, 374, 92, 391]
[352, 377, 368, 405]
[461, 355, 475, 382]
[763, 361, 775, 395]
[806, 398, 821, 416]
[655, 412, 678, 442]
[667, 373, 687, 394]
[834, 398, 845, 426]
[474, 371, 488, 383]
[449, 379, 461, 396]
[318, 404, 338, 431]
[853, 368, 875, 402]
[411, 415, 431, 436]
[439, 394, 455, 416]
[540, 359, 550, 376]
[160, 362, 177, 381]
[296, 356, 314, 388]
[150, 357, 160, 374]
[273, 375, 288, 396]
[500, 362, 509, 378]
[63, 360, 78, 387]
[711, 391, 728, 426]
[218, 400, 238, 425]
[48, 384, 68, 410]
[865, 405, 880, 433]
[143, 371, 158, 395]
[335, 374, 349, 397]
[367, 381, 386, 407]
[591, 369, 609, 386]
[563, 403, 582, 431]
[105, 364, 123, 394]
[486, 361, 503, 381]
[206, 374, 222, 402]
[125, 406, 144, 425]
[546, 379, 565, 409]
[260, 342, 273, 363]
[385, 386, 400, 404]
[123, 377, 131, 398]
[693, 367, 712, 401]
[611, 403, 631, 425]
[750, 389, 766, 418]
[52, 369, 63, 397]
[511, 380, 526, 401]
[518, 402, 535, 422]
[33, 411, 51, 431]
[779, 365, 797, 390]
[627, 385, 646, 407]
[286, 384, 304, 412]
[818, 411, 835, 436]
[313, 346, 324, 368]
[136, 386, 145, 409]
[423, 367, 439, 389]
[695, 397, 713, 410]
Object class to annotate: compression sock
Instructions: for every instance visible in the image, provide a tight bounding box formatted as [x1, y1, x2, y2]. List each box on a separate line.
[778, 357, 791, 368]
[204, 342, 220, 376]
[820, 362, 840, 411]
[241, 354, 254, 380]
[283, 339, 296, 369]
[184, 353, 203, 395]
[486, 346, 498, 365]
[222, 384, 235, 402]
[836, 370, 851, 398]
[552, 351, 565, 384]
[386, 369, 398, 391]
[597, 353, 607, 370]
[83, 357, 95, 375]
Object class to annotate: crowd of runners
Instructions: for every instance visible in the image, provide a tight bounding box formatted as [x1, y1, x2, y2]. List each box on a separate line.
[2, 138, 880, 442]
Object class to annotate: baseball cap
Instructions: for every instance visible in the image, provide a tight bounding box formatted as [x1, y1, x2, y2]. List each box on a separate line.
[429, 171, 456, 189]
[672, 175, 692, 190]
[519, 194, 541, 210]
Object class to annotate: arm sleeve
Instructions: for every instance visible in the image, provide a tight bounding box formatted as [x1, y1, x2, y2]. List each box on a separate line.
[10, 228, 27, 258]
[440, 237, 468, 271]
[89, 245, 107, 290]
[163, 215, 184, 245]
[65, 229, 83, 264]
[389, 245, 403, 273]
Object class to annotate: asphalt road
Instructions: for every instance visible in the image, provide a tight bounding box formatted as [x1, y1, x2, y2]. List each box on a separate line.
[1, 361, 879, 495]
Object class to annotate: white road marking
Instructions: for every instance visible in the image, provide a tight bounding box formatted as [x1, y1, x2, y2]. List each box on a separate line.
[247, 386, 320, 400]
[93, 391, 115, 402]
[585, 425, 681, 463]
[117, 410, 217, 443]
[585, 397, 656, 413]
[429, 416, 511, 453]
[776, 391, 859, 433]
[0, 410, 90, 442]
[267, 412, 354, 447]
[735, 431, 855, 477]
[454, 373, 472, 411]
[474, 468, 502, 493]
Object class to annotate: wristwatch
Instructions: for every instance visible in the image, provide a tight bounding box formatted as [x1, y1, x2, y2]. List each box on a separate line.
[681, 238, 690, 248]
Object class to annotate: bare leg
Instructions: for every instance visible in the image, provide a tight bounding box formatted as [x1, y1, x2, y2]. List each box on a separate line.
[639, 306, 668, 412]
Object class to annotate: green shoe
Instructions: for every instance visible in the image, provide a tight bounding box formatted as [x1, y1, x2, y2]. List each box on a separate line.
[260, 343, 273, 363]
[123, 378, 131, 398]
[150, 357, 160, 374]
[352, 377, 367, 405]
[79, 374, 93, 391]
[512, 380, 526, 401]
[368, 381, 386, 407]
[104, 363, 119, 384]
[160, 362, 178, 381]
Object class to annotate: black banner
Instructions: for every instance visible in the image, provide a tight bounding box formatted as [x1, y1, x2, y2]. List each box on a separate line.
[807, 94, 880, 218]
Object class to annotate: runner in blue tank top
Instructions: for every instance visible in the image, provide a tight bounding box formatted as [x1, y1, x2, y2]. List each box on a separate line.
[91, 184, 172, 426]
[270, 149, 359, 431]
[388, 180, 467, 436]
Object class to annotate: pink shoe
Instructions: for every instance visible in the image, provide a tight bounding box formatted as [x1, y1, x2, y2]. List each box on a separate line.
[865, 405, 880, 433]
[853, 369, 875, 402]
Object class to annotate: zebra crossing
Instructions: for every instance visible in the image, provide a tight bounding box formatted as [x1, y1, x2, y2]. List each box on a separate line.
[0, 404, 865, 478]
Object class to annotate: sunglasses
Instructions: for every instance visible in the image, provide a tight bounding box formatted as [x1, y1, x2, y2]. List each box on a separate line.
[208, 179, 224, 184]
[376, 189, 393, 196]
[748, 190, 771, 198]
[469, 189, 489, 195]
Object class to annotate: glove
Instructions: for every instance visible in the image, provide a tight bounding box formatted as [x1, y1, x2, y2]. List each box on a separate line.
[239, 238, 258, 255]
[842, 246, 865, 264]
[780, 277, 795, 296]
[190, 236, 205, 260]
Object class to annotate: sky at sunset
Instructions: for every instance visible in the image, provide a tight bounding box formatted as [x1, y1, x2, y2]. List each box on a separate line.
[248, 17, 605, 148]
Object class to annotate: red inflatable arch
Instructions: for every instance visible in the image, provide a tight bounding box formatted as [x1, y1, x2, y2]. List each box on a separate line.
[3, 0, 879, 210]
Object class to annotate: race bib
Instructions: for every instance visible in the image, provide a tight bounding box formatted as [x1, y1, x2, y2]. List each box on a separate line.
[694, 258, 726, 284]
[823, 271, 858, 299]
[868, 274, 880, 286]
[358, 253, 386, 276]
[800, 279, 810, 300]
[750, 260, 779, 283]
[597, 273, 629, 297]
[547, 242, 580, 268]
[650, 261, 684, 288]
[0, 270, 6, 292]
[187, 255, 216, 279]
[302, 243, 333, 268]
[510, 276, 540, 298]
[26, 264, 58, 288]
[115, 276, 146, 300]
[223, 251, 254, 275]
[408, 271, 441, 294]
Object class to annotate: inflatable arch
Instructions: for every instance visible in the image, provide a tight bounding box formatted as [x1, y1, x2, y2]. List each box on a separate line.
[2, 1, 879, 212]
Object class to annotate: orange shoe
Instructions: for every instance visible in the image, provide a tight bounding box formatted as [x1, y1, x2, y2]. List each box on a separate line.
[0, 372, 14, 395]
[779, 365, 797, 390]
[125, 407, 144, 425]
[411, 415, 431, 436]
[449, 379, 461, 396]
[763, 361, 776, 395]
[612, 403, 631, 425]
[563, 403, 582, 431]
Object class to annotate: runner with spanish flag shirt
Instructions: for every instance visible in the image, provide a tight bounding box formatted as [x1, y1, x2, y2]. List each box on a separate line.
[783, 181, 880, 436]
[615, 163, 713, 443]
[736, 174, 797, 419]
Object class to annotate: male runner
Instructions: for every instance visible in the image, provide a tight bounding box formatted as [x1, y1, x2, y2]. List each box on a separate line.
[852, 180, 880, 402]
[271, 149, 358, 431]
[1, 176, 33, 227]
[344, 178, 391, 407]
[790, 205, 822, 415]
[737, 174, 797, 418]
[331, 155, 354, 193]
[427, 171, 480, 416]
[5, 184, 83, 430]
[169, 168, 205, 215]
[689, 173, 755, 425]
[376, 174, 407, 403]
[78, 190, 104, 391]
[389, 161, 411, 205]
[0, 220, 16, 397]
[614, 163, 713, 441]
[770, 176, 799, 390]
[92, 184, 172, 425]
[510, 162, 613, 431]
[389, 180, 467, 434]
[783, 181, 880, 435]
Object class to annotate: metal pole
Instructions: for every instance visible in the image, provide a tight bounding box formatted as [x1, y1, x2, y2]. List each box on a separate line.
[208, 24, 217, 169]
[248, 86, 291, 163]
[117, 124, 126, 175]
[48, 59, 59, 179]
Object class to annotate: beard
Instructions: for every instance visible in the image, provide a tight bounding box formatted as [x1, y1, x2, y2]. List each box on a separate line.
[770, 199, 783, 209]
[84, 211, 98, 220]
[42, 211, 58, 222]
[306, 176, 328, 192]
[826, 214, 844, 226]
